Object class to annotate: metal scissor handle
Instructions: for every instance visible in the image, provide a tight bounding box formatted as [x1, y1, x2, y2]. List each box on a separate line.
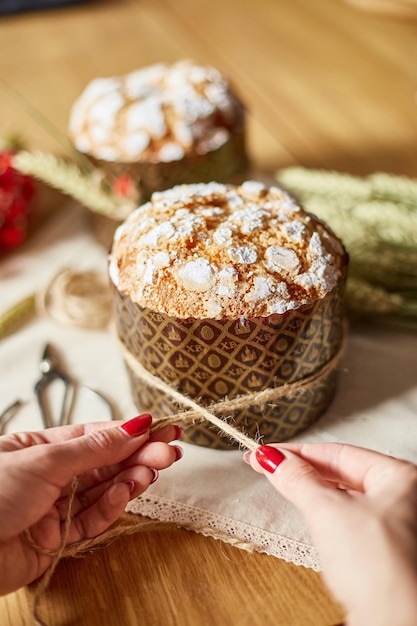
[34, 343, 75, 428]
[0, 400, 26, 436]
[0, 342, 116, 435]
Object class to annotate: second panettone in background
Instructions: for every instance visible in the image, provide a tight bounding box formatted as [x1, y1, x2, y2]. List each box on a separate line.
[69, 60, 248, 245]
[109, 181, 348, 449]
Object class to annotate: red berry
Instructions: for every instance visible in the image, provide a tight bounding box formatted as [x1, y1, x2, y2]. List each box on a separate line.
[112, 174, 136, 199]
[0, 150, 36, 250]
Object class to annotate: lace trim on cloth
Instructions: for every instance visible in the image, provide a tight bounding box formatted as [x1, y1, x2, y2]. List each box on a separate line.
[127, 494, 321, 571]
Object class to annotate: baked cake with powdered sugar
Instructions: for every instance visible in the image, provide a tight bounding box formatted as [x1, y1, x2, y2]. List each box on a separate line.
[109, 180, 346, 319]
[109, 180, 348, 448]
[69, 60, 248, 201]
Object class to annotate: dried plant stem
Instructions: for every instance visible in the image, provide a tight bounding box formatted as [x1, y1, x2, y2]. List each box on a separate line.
[0, 294, 37, 341]
[277, 167, 417, 328]
[13, 151, 127, 217]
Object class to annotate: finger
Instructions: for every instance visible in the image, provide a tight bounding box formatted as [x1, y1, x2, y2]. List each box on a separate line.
[0, 420, 126, 451]
[59, 440, 182, 496]
[0, 414, 155, 539]
[66, 482, 131, 543]
[133, 441, 183, 469]
[276, 442, 403, 493]
[57, 463, 159, 518]
[247, 444, 348, 515]
[65, 467, 156, 543]
[0, 420, 182, 451]
[148, 424, 183, 444]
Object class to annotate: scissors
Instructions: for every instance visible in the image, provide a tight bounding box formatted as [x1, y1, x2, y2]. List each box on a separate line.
[0, 343, 115, 434]
[34, 343, 75, 429]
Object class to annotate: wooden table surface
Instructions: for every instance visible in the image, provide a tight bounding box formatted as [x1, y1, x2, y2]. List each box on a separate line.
[1, 1, 417, 624]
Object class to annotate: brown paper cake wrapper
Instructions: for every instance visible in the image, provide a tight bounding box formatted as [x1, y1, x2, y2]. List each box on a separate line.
[89, 132, 249, 248]
[113, 282, 346, 450]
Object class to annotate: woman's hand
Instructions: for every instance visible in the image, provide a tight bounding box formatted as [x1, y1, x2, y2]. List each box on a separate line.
[244, 442, 417, 626]
[0, 414, 182, 596]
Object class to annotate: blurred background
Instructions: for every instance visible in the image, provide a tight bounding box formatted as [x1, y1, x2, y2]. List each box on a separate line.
[1, 0, 417, 178]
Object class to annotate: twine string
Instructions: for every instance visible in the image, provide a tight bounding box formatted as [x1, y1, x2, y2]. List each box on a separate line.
[26, 327, 346, 562]
[25, 477, 79, 626]
[18, 268, 345, 624]
[120, 332, 347, 451]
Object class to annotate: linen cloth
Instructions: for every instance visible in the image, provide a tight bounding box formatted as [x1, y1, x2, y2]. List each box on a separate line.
[1, 202, 416, 570]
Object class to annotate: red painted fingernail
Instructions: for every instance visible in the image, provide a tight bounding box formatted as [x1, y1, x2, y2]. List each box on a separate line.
[173, 445, 184, 461]
[255, 445, 286, 473]
[150, 468, 159, 484]
[125, 480, 136, 494]
[173, 425, 184, 440]
[121, 414, 152, 437]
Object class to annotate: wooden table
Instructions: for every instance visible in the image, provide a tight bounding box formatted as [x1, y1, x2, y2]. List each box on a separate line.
[1, 1, 416, 624]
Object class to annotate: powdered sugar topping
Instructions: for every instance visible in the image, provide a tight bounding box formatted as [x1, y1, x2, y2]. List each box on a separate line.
[178, 258, 213, 291]
[110, 182, 346, 319]
[228, 246, 258, 264]
[69, 60, 244, 163]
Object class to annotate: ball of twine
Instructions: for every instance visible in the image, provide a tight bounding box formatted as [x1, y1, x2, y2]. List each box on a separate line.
[38, 268, 112, 330]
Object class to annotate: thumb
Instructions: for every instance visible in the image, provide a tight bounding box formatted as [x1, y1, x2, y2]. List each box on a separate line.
[247, 444, 344, 517]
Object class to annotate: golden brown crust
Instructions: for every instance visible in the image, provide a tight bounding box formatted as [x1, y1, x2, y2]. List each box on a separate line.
[109, 181, 347, 320]
[69, 60, 245, 165]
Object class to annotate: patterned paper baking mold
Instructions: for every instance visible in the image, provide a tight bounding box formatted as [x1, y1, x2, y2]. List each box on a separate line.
[113, 282, 346, 449]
